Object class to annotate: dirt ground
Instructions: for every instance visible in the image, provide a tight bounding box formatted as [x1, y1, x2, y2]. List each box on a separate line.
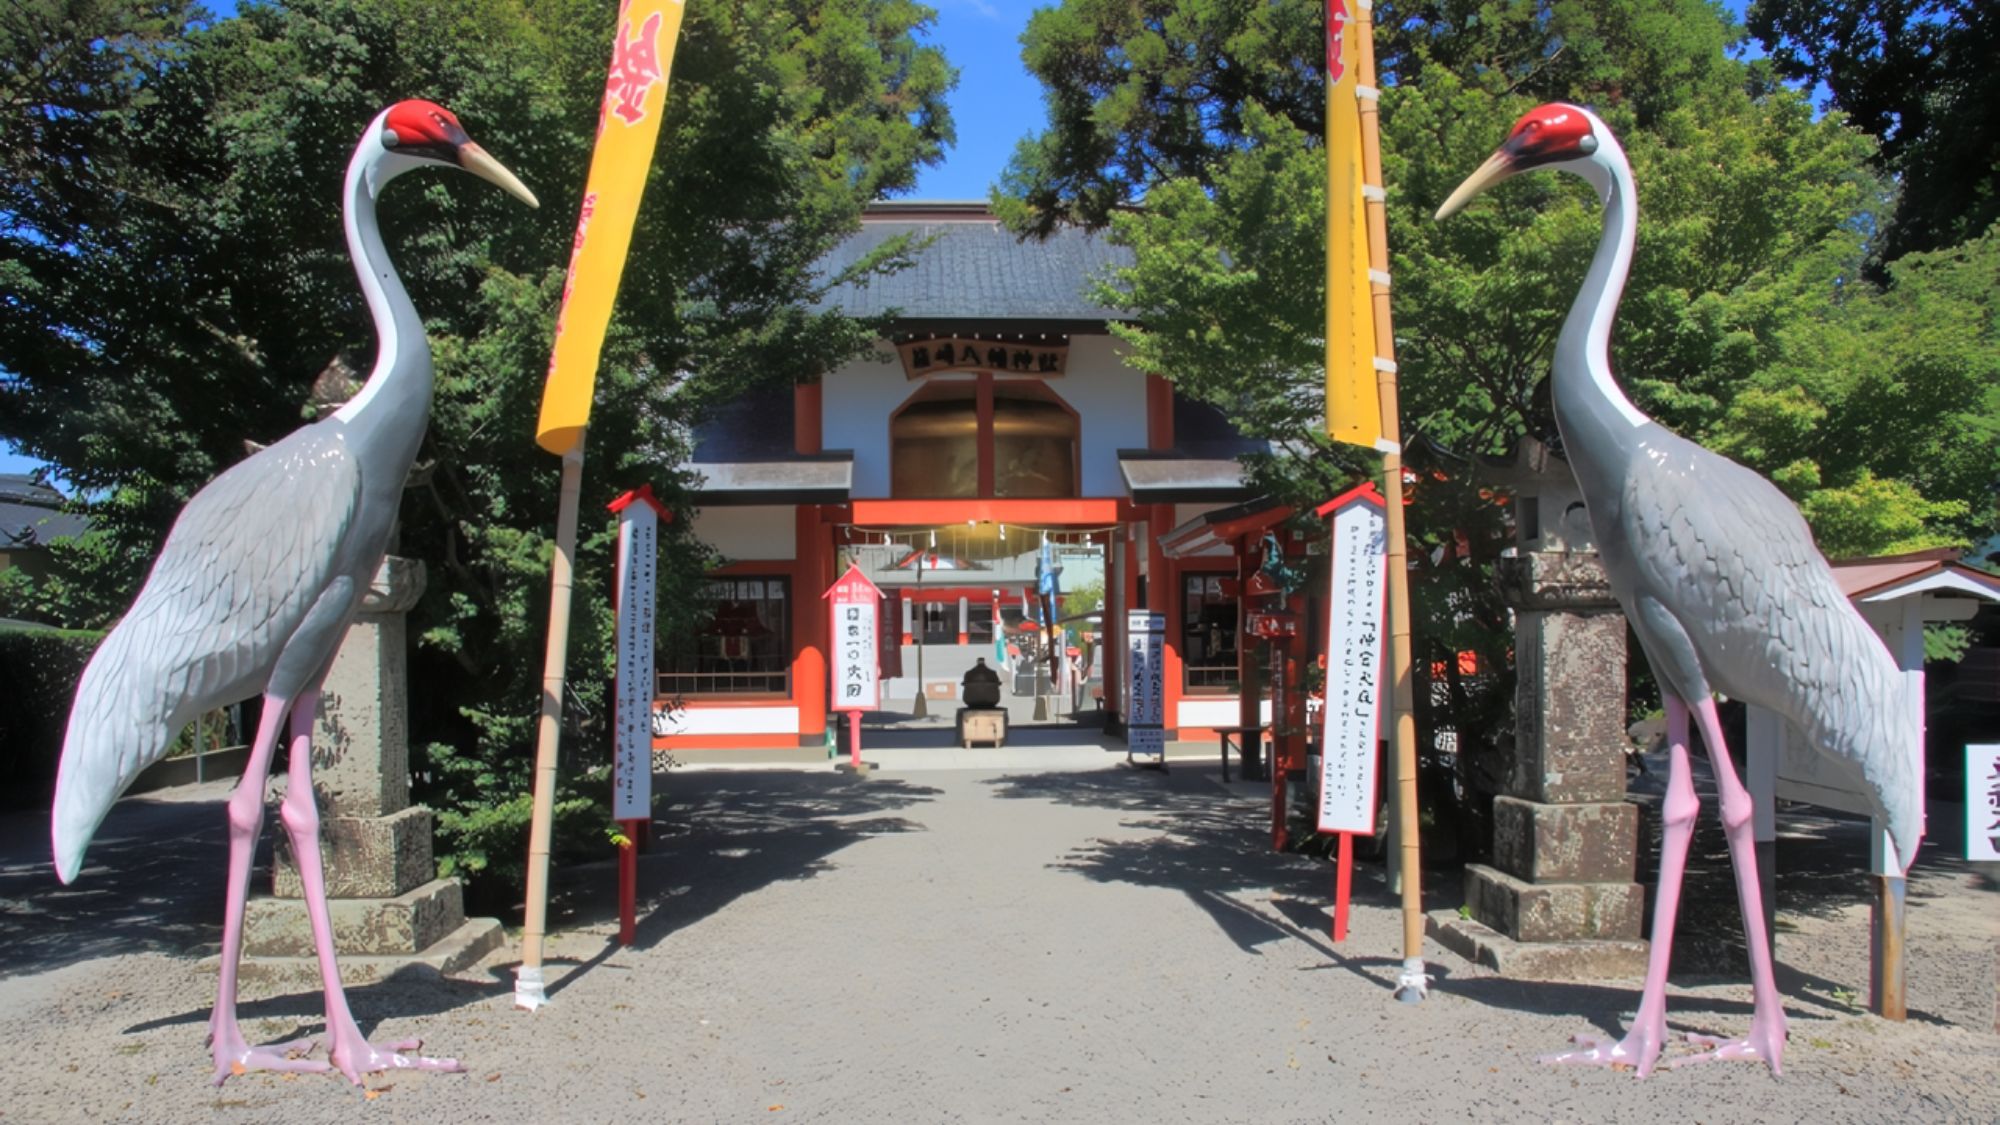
[0, 749, 1995, 1124]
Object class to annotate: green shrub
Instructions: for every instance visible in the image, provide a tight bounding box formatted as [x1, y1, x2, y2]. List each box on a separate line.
[0, 627, 104, 809]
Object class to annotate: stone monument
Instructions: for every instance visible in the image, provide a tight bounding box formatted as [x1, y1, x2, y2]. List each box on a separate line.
[1430, 437, 1648, 977]
[237, 557, 504, 984]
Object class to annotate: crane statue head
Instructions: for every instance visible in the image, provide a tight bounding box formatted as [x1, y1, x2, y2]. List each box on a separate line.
[366, 98, 539, 208]
[1433, 102, 1616, 220]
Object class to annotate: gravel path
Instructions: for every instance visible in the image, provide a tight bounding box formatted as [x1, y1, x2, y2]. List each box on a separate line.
[1, 757, 1996, 1123]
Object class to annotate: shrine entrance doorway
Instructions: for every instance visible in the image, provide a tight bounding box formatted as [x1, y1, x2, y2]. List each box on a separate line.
[834, 516, 1115, 746]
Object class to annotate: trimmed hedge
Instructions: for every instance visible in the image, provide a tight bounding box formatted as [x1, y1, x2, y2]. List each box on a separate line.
[0, 627, 103, 809]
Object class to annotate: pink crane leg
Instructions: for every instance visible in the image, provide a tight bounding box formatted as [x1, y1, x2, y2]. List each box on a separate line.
[209, 694, 326, 1085]
[276, 690, 462, 1085]
[1543, 695, 1699, 1078]
[1673, 696, 1786, 1074]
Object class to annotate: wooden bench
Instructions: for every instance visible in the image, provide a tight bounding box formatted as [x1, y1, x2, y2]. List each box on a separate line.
[1212, 724, 1269, 782]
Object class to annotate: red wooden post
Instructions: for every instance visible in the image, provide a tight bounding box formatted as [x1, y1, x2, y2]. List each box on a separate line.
[617, 818, 641, 946]
[1333, 832, 1354, 942]
[848, 709, 863, 770]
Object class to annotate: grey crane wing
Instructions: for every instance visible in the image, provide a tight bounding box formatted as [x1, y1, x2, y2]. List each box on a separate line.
[116, 429, 364, 707]
[54, 427, 364, 869]
[1618, 432, 1920, 862]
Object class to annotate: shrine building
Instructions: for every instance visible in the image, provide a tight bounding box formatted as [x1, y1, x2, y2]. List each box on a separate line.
[657, 202, 1292, 751]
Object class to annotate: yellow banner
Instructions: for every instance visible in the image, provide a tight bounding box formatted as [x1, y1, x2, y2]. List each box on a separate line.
[1323, 0, 1382, 450]
[537, 0, 688, 456]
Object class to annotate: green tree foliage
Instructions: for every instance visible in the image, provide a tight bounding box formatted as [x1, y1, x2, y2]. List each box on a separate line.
[1002, 0, 1998, 836]
[1713, 227, 1999, 555]
[1747, 0, 1998, 262]
[0, 0, 952, 900]
[1009, 0, 1990, 562]
[997, 0, 1741, 236]
[0, 626, 104, 810]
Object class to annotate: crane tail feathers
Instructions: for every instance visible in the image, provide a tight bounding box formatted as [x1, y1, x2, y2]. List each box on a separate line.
[50, 635, 184, 883]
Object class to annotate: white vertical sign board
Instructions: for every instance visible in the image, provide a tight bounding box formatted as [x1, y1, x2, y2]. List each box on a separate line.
[1970, 744, 2000, 862]
[828, 565, 883, 711]
[1318, 491, 1388, 835]
[612, 499, 659, 822]
[1126, 611, 1167, 759]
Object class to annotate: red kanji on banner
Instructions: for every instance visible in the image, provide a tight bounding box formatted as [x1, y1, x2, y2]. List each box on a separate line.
[604, 9, 665, 129]
[1326, 0, 1350, 83]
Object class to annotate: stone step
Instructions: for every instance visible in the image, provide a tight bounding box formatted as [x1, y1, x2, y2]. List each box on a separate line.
[243, 877, 469, 958]
[220, 918, 507, 989]
[1427, 909, 1648, 981]
[1491, 796, 1638, 884]
[1464, 863, 1644, 944]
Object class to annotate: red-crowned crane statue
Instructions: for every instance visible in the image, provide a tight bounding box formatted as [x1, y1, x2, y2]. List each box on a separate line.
[51, 101, 537, 1085]
[1435, 103, 1921, 1078]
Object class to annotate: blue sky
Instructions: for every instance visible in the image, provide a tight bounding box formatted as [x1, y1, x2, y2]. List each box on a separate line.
[913, 0, 1048, 200]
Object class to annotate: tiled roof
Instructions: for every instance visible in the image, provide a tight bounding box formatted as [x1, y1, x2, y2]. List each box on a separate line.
[1829, 549, 2000, 602]
[0, 474, 88, 549]
[816, 203, 1133, 323]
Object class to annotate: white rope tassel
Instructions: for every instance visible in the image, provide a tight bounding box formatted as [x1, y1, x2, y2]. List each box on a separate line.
[1393, 957, 1431, 1003]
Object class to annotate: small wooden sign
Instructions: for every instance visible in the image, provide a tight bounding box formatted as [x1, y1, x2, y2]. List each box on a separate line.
[1125, 611, 1167, 765]
[1247, 612, 1297, 639]
[1971, 743, 2000, 862]
[896, 336, 1067, 379]
[824, 563, 885, 712]
[608, 485, 671, 822]
[1316, 482, 1388, 836]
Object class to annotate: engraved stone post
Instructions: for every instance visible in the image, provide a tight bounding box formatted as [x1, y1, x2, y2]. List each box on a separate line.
[235, 558, 503, 984]
[1430, 437, 1648, 978]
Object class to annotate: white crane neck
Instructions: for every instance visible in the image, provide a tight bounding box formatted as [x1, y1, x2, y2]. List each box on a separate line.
[1553, 142, 1650, 432]
[331, 111, 428, 426]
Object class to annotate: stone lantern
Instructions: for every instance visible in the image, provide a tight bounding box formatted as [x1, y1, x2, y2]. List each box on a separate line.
[1431, 436, 1648, 978]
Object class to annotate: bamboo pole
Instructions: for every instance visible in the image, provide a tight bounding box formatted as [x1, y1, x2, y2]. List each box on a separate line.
[1353, 0, 1429, 1002]
[515, 444, 585, 1011]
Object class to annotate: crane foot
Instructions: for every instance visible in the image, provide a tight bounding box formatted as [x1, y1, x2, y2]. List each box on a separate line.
[1671, 1026, 1784, 1076]
[1538, 1027, 1665, 1079]
[209, 1034, 328, 1086]
[326, 1027, 464, 1086]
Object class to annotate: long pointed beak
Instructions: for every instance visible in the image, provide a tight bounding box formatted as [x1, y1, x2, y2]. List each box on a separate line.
[1434, 149, 1516, 221]
[461, 142, 539, 208]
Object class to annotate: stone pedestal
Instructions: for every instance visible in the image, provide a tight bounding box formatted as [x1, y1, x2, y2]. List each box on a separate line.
[238, 558, 503, 985]
[1429, 440, 1647, 978]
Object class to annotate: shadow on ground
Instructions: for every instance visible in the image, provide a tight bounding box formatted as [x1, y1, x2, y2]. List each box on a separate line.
[985, 762, 1974, 1035]
[525, 769, 945, 997]
[0, 785, 239, 979]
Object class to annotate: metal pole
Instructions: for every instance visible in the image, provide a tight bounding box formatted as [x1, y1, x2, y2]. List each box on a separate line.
[517, 444, 584, 1011]
[1354, 0, 1428, 1002]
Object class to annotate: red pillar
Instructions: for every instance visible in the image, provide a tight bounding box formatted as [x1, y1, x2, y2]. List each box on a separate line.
[1101, 530, 1122, 722]
[1121, 524, 1143, 725]
[1236, 536, 1261, 733]
[976, 372, 996, 497]
[1150, 503, 1181, 739]
[1146, 374, 1175, 451]
[794, 504, 828, 745]
[795, 382, 822, 455]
